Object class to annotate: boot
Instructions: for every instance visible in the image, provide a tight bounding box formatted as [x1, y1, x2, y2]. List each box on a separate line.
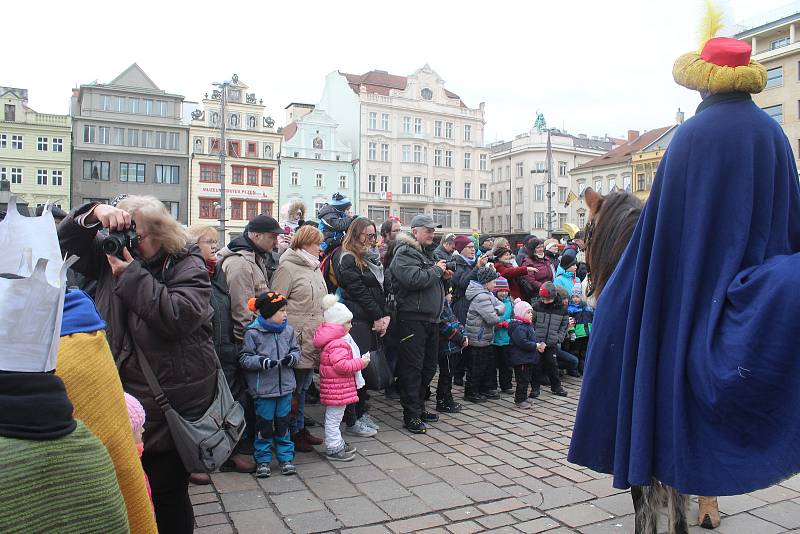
[698, 496, 721, 529]
[300, 427, 323, 445]
[189, 472, 212, 485]
[220, 452, 256, 473]
[292, 431, 314, 453]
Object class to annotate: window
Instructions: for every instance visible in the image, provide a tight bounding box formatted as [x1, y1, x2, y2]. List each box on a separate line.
[445, 122, 453, 139]
[434, 121, 442, 137]
[535, 161, 545, 172]
[152, 131, 166, 149]
[261, 168, 273, 186]
[765, 104, 784, 122]
[767, 67, 783, 89]
[637, 173, 646, 191]
[558, 187, 567, 203]
[315, 173, 323, 188]
[535, 185, 544, 201]
[497, 167, 503, 180]
[162, 201, 179, 219]
[4, 104, 15, 121]
[367, 174, 377, 193]
[559, 213, 567, 228]
[86, 125, 98, 144]
[11, 167, 22, 184]
[534, 212, 545, 229]
[369, 112, 377, 129]
[208, 138, 221, 156]
[490, 217, 495, 232]
[413, 145, 424, 163]
[0, 134, 6, 148]
[480, 183, 487, 200]
[403, 116, 412, 133]
[434, 180, 442, 197]
[464, 124, 472, 141]
[116, 96, 126, 112]
[445, 150, 453, 168]
[459, 210, 471, 229]
[594, 179, 603, 192]
[516, 214, 523, 230]
[168, 132, 179, 151]
[381, 113, 389, 131]
[291, 171, 299, 186]
[559, 161, 568, 177]
[368, 142, 377, 160]
[246, 201, 258, 220]
[578, 181, 586, 195]
[142, 130, 153, 148]
[112, 128, 124, 146]
[414, 118, 422, 134]
[157, 100, 167, 117]
[100, 95, 112, 111]
[246, 142, 257, 157]
[464, 153, 472, 169]
[413, 176, 423, 195]
[479, 154, 487, 171]
[37, 137, 48, 151]
[129, 98, 140, 113]
[231, 166, 243, 184]
[315, 202, 325, 214]
[380, 144, 389, 161]
[609, 177, 617, 191]
[497, 190, 502, 206]
[82, 160, 110, 180]
[145, 99, 154, 115]
[368, 206, 390, 224]
[490, 191, 495, 205]
[120, 162, 145, 183]
[400, 207, 423, 225]
[516, 187, 524, 203]
[199, 198, 217, 219]
[231, 200, 243, 219]
[433, 209, 452, 228]
[771, 37, 790, 50]
[315, 153, 321, 160]
[506, 189, 511, 205]
[380, 175, 389, 192]
[339, 175, 347, 190]
[402, 176, 411, 194]
[37, 169, 47, 185]
[228, 140, 240, 157]
[127, 129, 138, 147]
[464, 182, 471, 199]
[260, 201, 274, 217]
[445, 181, 452, 198]
[623, 175, 632, 192]
[434, 149, 442, 166]
[98, 127, 109, 145]
[246, 168, 258, 185]
[52, 170, 63, 186]
[402, 145, 411, 162]
[516, 162, 524, 177]
[199, 163, 221, 183]
[155, 165, 180, 184]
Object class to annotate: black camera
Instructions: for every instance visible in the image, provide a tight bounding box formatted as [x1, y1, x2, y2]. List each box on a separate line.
[100, 222, 139, 258]
[445, 260, 457, 271]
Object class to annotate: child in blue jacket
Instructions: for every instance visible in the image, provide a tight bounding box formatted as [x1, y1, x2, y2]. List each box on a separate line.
[567, 286, 594, 374]
[437, 292, 467, 413]
[491, 277, 514, 394]
[508, 299, 545, 409]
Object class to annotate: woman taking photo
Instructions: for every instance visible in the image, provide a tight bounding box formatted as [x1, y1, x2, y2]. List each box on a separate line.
[270, 225, 328, 452]
[59, 196, 218, 534]
[335, 217, 390, 436]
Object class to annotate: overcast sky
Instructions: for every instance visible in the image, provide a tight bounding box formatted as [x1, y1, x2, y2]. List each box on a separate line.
[5, 0, 793, 142]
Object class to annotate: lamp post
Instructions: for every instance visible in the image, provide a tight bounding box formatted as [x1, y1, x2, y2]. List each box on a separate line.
[530, 129, 554, 237]
[211, 75, 238, 243]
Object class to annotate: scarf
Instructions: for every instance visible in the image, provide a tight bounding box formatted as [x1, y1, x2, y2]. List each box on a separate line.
[256, 316, 288, 332]
[296, 248, 320, 269]
[205, 257, 217, 278]
[365, 248, 385, 287]
[0, 372, 76, 440]
[455, 251, 476, 267]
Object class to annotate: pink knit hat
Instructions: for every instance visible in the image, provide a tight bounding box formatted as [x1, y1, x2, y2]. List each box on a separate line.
[513, 298, 532, 320]
[124, 392, 146, 434]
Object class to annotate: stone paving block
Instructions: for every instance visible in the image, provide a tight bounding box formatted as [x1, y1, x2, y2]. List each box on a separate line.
[550, 466, 593, 483]
[481, 527, 519, 533]
[270, 489, 325, 515]
[193, 502, 224, 516]
[548, 503, 615, 528]
[464, 463, 495, 475]
[195, 513, 229, 527]
[210, 471, 259, 493]
[326, 495, 391, 527]
[341, 464, 390, 484]
[387, 512, 446, 533]
[750, 500, 800, 529]
[574, 477, 624, 499]
[194, 525, 235, 534]
[576, 514, 635, 534]
[387, 466, 439, 487]
[368, 452, 414, 470]
[360, 478, 412, 501]
[418, 529, 449, 534]
[230, 508, 287, 534]
[407, 451, 454, 469]
[515, 516, 562, 533]
[296, 460, 338, 479]
[220, 490, 269, 512]
[476, 512, 516, 528]
[717, 493, 768, 514]
[258, 472, 309, 494]
[445, 452, 477, 466]
[749, 485, 800, 503]
[190, 483, 217, 494]
[483, 472, 515, 487]
[535, 486, 595, 510]
[356, 440, 395, 456]
[411, 481, 473, 510]
[713, 512, 785, 534]
[377, 495, 434, 519]
[446, 520, 483, 534]
[341, 527, 392, 534]
[456, 481, 511, 502]
[391, 439, 433, 454]
[592, 492, 634, 516]
[191, 492, 220, 505]
[478, 497, 528, 515]
[543, 475, 574, 488]
[284, 509, 342, 534]
[442, 505, 483, 522]
[781, 474, 800, 492]
[511, 507, 544, 521]
[306, 473, 360, 500]
[430, 464, 483, 485]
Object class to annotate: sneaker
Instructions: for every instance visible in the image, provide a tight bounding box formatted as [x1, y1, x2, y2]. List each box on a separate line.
[345, 420, 377, 437]
[420, 411, 439, 423]
[403, 417, 427, 434]
[482, 390, 501, 400]
[464, 393, 487, 403]
[516, 400, 532, 410]
[326, 449, 356, 462]
[529, 387, 541, 399]
[359, 413, 380, 431]
[189, 472, 212, 485]
[300, 427, 323, 445]
[280, 461, 297, 475]
[436, 400, 463, 413]
[344, 442, 357, 454]
[551, 387, 568, 397]
[255, 463, 271, 478]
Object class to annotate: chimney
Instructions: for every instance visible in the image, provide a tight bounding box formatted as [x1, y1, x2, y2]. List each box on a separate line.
[676, 108, 685, 124]
[627, 130, 640, 142]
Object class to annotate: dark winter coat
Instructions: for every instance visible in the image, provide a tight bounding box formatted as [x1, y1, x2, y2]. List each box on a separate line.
[521, 255, 554, 294]
[335, 250, 387, 323]
[210, 264, 246, 401]
[450, 253, 479, 300]
[508, 320, 540, 366]
[58, 203, 218, 453]
[389, 233, 445, 323]
[239, 320, 300, 398]
[532, 298, 569, 347]
[433, 244, 454, 263]
[439, 301, 466, 355]
[317, 204, 353, 251]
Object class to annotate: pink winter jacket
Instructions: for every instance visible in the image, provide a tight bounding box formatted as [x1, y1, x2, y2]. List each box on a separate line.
[312, 322, 365, 406]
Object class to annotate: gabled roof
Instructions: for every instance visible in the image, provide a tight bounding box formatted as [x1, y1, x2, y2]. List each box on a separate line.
[572, 126, 672, 172]
[109, 63, 160, 91]
[340, 69, 462, 101]
[282, 121, 298, 141]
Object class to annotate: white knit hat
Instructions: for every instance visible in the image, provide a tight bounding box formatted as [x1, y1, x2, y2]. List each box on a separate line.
[321, 294, 353, 324]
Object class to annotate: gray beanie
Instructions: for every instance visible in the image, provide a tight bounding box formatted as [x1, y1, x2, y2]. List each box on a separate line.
[475, 267, 500, 285]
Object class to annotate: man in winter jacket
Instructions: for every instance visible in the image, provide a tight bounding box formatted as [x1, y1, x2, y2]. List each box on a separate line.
[434, 233, 456, 263]
[389, 215, 448, 433]
[317, 193, 354, 253]
[463, 268, 505, 403]
[532, 282, 569, 397]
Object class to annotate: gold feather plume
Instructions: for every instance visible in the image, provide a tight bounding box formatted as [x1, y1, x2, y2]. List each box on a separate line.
[698, 0, 724, 52]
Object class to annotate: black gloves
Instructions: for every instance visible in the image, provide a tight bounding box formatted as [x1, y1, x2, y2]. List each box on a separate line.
[260, 358, 279, 370]
[280, 356, 294, 368]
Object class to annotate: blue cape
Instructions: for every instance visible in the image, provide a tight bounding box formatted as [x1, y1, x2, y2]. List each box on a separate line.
[61, 290, 106, 336]
[568, 93, 800, 496]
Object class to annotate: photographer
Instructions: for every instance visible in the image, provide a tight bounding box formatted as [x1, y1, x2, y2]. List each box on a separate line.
[58, 196, 218, 534]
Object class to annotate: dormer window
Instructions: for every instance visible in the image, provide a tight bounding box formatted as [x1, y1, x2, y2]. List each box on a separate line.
[421, 88, 433, 100]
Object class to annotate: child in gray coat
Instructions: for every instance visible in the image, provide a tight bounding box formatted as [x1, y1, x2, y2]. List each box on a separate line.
[463, 267, 505, 403]
[239, 291, 301, 478]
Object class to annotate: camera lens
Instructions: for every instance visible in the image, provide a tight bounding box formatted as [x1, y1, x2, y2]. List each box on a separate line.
[101, 235, 123, 256]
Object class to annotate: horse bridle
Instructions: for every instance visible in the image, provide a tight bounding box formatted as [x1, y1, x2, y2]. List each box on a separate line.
[583, 218, 596, 297]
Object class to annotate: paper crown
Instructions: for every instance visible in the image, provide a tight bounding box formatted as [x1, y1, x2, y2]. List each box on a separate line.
[0, 197, 75, 372]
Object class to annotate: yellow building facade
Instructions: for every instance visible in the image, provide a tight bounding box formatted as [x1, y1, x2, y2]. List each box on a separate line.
[631, 126, 678, 203]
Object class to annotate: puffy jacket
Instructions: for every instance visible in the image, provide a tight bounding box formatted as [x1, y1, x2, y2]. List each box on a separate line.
[532, 298, 569, 347]
[218, 235, 279, 343]
[209, 264, 248, 403]
[334, 250, 386, 323]
[313, 322, 365, 406]
[492, 297, 514, 346]
[239, 321, 300, 398]
[464, 281, 505, 347]
[521, 255, 554, 295]
[58, 203, 217, 453]
[270, 247, 328, 369]
[389, 233, 445, 323]
[568, 302, 594, 339]
[439, 301, 466, 355]
[451, 253, 479, 301]
[494, 262, 530, 300]
[553, 266, 577, 296]
[508, 319, 540, 366]
[318, 204, 353, 252]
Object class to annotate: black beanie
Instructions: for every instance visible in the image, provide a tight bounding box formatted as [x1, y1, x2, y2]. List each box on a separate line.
[248, 291, 288, 319]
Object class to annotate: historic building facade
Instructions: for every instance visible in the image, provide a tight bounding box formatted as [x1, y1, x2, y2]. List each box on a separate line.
[0, 87, 71, 210]
[279, 107, 355, 218]
[630, 124, 679, 203]
[319, 65, 491, 232]
[70, 64, 189, 221]
[188, 77, 281, 242]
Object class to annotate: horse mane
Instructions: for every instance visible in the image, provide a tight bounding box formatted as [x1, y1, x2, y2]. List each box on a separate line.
[586, 191, 642, 298]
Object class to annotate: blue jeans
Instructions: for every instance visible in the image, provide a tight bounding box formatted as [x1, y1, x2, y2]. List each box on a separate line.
[557, 348, 579, 371]
[290, 368, 314, 434]
[254, 394, 294, 464]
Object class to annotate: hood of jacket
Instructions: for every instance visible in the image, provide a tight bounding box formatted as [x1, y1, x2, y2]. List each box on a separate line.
[225, 234, 256, 253]
[465, 279, 489, 300]
[317, 203, 345, 220]
[394, 231, 423, 252]
[313, 322, 348, 350]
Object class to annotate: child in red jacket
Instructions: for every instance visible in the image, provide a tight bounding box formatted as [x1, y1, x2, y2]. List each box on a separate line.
[313, 294, 370, 462]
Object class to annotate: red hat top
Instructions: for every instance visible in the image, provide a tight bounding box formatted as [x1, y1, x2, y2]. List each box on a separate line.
[700, 37, 752, 68]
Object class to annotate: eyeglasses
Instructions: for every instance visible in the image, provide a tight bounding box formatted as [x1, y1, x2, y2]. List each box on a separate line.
[363, 232, 377, 241]
[463, 244, 475, 249]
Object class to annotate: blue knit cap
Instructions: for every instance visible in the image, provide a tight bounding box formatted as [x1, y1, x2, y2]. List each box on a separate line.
[330, 192, 352, 209]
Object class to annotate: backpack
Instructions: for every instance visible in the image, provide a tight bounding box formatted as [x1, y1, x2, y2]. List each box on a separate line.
[319, 247, 340, 293]
[318, 218, 345, 253]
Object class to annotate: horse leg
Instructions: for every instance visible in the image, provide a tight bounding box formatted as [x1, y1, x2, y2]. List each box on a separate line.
[631, 484, 658, 534]
[665, 484, 689, 534]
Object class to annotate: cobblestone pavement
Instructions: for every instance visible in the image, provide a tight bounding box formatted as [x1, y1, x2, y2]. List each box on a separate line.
[190, 375, 800, 533]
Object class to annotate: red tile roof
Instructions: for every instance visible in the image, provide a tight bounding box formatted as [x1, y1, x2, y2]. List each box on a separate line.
[282, 121, 297, 141]
[572, 126, 672, 172]
[341, 69, 463, 103]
